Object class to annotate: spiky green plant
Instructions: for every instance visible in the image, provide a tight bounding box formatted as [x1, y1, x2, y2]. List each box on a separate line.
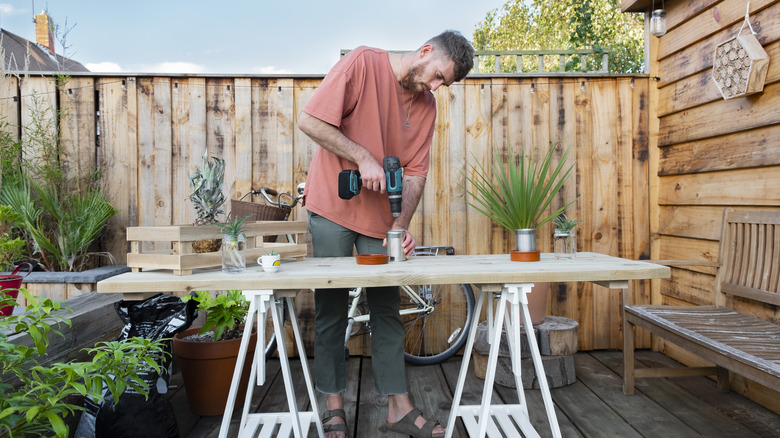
[188, 151, 226, 226]
[462, 143, 576, 231]
[0, 182, 117, 272]
[554, 213, 580, 234]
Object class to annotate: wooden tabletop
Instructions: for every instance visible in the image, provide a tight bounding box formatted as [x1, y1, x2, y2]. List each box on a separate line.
[98, 252, 670, 294]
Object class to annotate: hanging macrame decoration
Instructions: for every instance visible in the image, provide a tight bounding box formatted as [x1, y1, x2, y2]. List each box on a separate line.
[712, 2, 769, 100]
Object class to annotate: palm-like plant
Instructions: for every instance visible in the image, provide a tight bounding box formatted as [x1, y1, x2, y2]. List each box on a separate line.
[188, 151, 226, 226]
[462, 143, 576, 232]
[0, 182, 117, 272]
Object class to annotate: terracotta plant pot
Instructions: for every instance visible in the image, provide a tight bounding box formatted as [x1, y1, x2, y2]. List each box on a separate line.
[0, 263, 32, 316]
[173, 326, 257, 416]
[510, 250, 541, 262]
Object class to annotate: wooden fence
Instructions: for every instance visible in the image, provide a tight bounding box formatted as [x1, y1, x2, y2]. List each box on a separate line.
[0, 73, 649, 351]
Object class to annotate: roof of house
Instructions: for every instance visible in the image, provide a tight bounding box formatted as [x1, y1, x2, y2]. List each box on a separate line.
[1, 28, 89, 73]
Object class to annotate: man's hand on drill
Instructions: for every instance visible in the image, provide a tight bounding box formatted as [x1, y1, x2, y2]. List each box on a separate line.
[357, 158, 386, 193]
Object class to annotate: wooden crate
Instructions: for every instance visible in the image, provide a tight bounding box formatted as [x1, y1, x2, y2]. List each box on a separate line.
[127, 221, 308, 275]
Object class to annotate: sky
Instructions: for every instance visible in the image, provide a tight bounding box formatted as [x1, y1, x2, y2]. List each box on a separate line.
[0, 0, 507, 75]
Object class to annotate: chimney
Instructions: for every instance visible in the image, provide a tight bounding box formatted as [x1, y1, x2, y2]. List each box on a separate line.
[34, 10, 56, 56]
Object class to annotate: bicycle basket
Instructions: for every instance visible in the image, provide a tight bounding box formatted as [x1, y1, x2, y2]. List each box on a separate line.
[230, 199, 291, 242]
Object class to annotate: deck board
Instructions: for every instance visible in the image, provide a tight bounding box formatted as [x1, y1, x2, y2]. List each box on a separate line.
[170, 351, 780, 437]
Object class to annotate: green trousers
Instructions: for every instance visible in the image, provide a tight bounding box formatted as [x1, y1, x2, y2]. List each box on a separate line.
[308, 212, 407, 395]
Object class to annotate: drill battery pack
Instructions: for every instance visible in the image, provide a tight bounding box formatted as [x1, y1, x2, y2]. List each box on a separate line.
[338, 169, 361, 199]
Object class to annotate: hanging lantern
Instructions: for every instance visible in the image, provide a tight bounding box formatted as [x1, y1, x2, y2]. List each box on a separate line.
[649, 0, 667, 37]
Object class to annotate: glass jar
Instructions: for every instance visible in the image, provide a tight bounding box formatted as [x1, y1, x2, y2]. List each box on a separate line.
[554, 229, 576, 260]
[650, 9, 667, 37]
[221, 234, 246, 273]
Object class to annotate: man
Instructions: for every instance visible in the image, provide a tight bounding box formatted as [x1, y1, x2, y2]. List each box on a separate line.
[298, 30, 474, 438]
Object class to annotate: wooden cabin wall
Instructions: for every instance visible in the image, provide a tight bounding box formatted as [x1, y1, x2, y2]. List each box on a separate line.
[630, 0, 780, 411]
[0, 73, 650, 352]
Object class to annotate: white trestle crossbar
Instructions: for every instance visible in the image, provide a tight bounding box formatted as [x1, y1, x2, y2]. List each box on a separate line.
[445, 283, 562, 438]
[218, 289, 324, 438]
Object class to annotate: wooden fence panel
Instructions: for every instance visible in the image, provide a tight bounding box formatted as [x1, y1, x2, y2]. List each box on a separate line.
[0, 75, 19, 140]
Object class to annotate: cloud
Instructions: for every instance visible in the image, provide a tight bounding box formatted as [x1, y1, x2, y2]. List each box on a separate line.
[85, 62, 122, 73]
[0, 4, 24, 15]
[149, 62, 206, 74]
[252, 65, 292, 74]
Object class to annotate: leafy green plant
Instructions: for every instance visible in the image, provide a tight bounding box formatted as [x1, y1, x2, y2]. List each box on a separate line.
[0, 206, 25, 271]
[263, 250, 279, 257]
[181, 290, 248, 342]
[0, 182, 117, 272]
[0, 289, 167, 438]
[553, 213, 580, 234]
[462, 143, 576, 231]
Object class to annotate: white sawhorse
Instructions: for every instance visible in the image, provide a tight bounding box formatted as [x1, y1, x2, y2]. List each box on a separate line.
[445, 283, 562, 438]
[218, 289, 324, 438]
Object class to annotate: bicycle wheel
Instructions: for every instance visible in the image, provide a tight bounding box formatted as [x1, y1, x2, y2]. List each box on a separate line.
[401, 282, 475, 365]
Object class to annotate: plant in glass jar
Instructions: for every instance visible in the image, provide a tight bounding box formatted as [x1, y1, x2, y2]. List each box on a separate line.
[553, 213, 580, 260]
[220, 215, 249, 273]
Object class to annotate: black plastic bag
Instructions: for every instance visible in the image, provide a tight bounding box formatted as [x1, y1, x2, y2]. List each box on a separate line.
[74, 294, 197, 438]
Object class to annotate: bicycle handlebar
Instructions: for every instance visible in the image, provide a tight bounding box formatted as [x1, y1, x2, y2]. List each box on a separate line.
[248, 182, 305, 209]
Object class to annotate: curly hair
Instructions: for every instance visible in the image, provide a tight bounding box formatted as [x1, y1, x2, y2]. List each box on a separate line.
[425, 30, 475, 82]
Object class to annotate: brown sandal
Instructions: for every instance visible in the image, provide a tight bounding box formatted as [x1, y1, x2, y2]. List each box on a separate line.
[321, 409, 349, 437]
[385, 408, 445, 438]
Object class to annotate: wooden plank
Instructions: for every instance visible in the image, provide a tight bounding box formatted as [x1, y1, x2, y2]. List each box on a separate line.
[659, 124, 780, 176]
[659, 165, 780, 206]
[206, 78, 235, 210]
[463, 78, 494, 256]
[574, 351, 701, 436]
[355, 358, 394, 437]
[659, 81, 780, 146]
[658, 206, 726, 239]
[20, 77, 57, 164]
[659, 267, 718, 305]
[590, 78, 622, 350]
[657, 235, 720, 274]
[596, 350, 770, 437]
[274, 78, 295, 196]
[136, 77, 173, 231]
[0, 74, 19, 141]
[59, 77, 96, 192]
[171, 77, 206, 226]
[233, 78, 253, 202]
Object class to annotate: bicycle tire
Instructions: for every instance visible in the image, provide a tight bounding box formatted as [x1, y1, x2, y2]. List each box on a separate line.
[401, 283, 475, 365]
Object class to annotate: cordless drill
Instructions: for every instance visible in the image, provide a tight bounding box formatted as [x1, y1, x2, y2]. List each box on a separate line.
[338, 156, 403, 218]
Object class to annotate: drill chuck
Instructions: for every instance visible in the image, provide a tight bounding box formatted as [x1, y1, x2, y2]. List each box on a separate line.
[383, 157, 403, 218]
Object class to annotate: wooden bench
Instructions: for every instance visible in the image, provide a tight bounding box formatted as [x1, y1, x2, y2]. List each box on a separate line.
[623, 208, 780, 395]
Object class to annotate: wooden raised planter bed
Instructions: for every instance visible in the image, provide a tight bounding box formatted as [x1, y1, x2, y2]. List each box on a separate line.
[126, 221, 308, 275]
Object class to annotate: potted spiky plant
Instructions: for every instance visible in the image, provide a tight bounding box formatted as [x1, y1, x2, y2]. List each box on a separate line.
[188, 151, 226, 253]
[462, 143, 575, 262]
[553, 213, 580, 260]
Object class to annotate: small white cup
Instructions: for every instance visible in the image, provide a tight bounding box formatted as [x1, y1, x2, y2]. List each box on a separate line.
[258, 255, 280, 273]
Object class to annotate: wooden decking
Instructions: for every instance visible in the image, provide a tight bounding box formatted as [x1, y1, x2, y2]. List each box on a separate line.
[170, 350, 780, 437]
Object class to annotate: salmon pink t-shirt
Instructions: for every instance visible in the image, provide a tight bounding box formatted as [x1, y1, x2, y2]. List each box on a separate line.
[302, 46, 436, 238]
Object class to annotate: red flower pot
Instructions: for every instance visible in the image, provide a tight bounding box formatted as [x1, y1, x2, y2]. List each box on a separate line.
[0, 263, 32, 316]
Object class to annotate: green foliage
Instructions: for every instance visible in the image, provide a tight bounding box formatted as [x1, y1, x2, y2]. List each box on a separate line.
[554, 213, 581, 234]
[182, 290, 248, 342]
[0, 290, 167, 438]
[0, 206, 25, 271]
[462, 143, 576, 230]
[188, 151, 226, 226]
[220, 215, 250, 242]
[0, 182, 117, 272]
[473, 0, 644, 73]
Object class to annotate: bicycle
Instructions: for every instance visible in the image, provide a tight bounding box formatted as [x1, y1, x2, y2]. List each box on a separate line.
[248, 185, 475, 365]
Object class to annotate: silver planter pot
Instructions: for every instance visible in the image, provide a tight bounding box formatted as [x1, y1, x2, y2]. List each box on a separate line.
[515, 228, 537, 252]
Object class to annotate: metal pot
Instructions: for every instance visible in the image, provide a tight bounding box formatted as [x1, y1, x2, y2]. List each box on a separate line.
[515, 228, 537, 252]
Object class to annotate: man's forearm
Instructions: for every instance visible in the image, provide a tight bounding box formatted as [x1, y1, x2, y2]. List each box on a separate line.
[298, 111, 385, 189]
[392, 175, 426, 230]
